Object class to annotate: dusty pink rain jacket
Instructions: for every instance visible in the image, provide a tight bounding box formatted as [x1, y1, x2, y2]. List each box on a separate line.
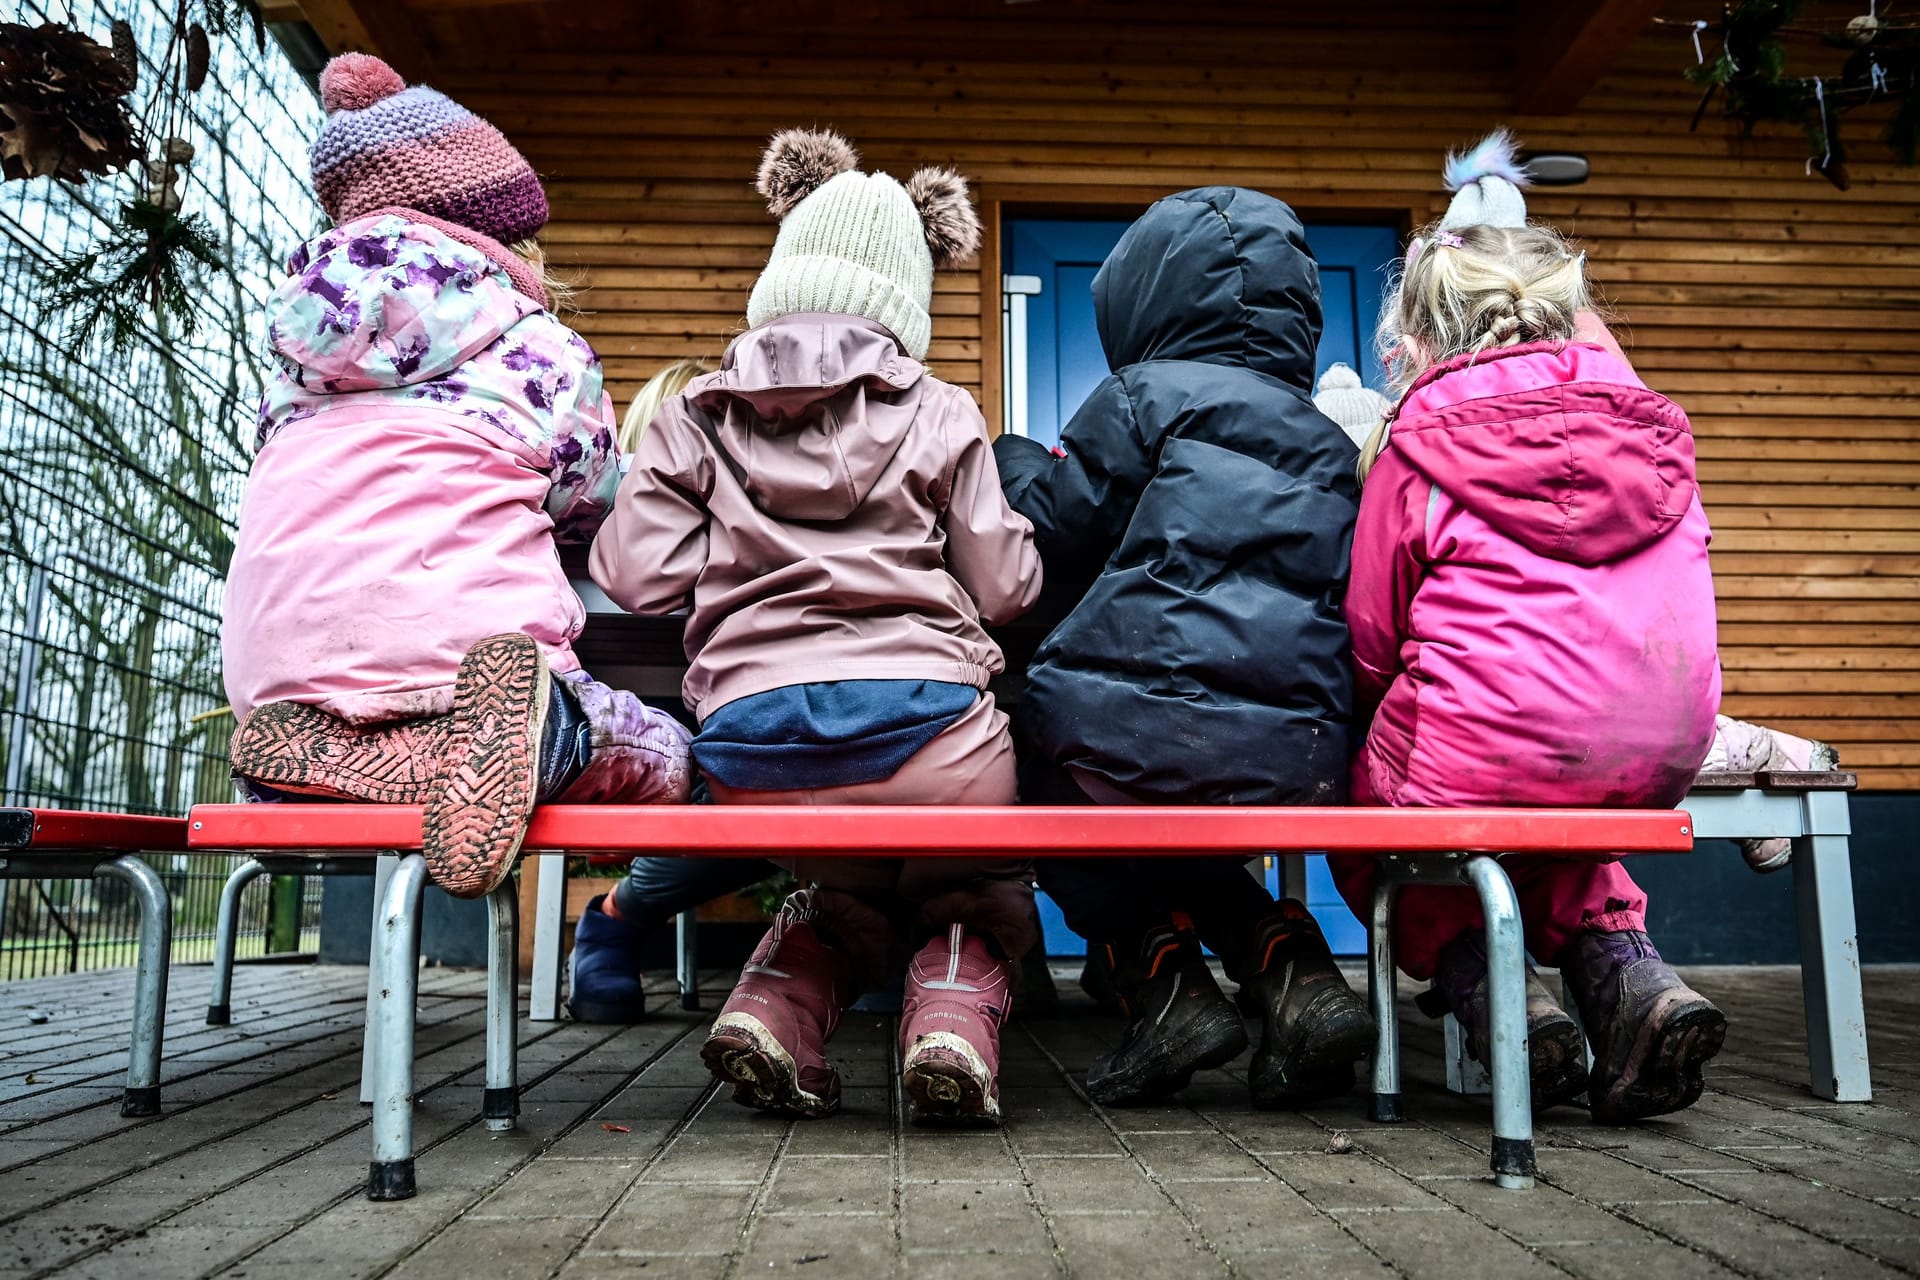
[590, 313, 1041, 722]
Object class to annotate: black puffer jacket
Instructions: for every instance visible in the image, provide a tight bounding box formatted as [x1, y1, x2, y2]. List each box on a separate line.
[996, 187, 1359, 805]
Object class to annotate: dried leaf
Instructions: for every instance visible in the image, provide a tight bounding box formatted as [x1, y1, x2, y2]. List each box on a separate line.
[600, 1122, 631, 1134]
[1325, 1130, 1356, 1155]
[0, 22, 142, 182]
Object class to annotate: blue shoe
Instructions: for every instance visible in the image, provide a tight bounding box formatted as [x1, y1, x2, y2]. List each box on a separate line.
[568, 894, 648, 1023]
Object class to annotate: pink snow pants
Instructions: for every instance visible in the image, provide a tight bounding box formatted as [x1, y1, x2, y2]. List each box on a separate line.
[1326, 768, 1648, 980]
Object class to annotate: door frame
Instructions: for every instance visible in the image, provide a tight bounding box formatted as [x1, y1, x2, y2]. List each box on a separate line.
[976, 183, 1419, 438]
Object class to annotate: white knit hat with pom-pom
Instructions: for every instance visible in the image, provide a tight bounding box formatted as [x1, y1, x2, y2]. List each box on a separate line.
[745, 129, 980, 360]
[1439, 128, 1530, 231]
[1313, 363, 1392, 448]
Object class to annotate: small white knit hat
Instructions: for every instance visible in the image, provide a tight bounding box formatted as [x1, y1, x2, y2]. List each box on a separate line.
[1313, 363, 1392, 448]
[1439, 128, 1531, 231]
[745, 129, 980, 361]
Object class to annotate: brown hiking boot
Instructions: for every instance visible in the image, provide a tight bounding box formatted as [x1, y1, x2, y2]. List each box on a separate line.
[421, 633, 555, 899]
[231, 702, 451, 804]
[1561, 930, 1727, 1125]
[1418, 931, 1588, 1111]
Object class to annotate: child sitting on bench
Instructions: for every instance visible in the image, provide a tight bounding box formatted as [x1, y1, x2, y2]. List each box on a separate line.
[592, 130, 1043, 1125]
[1332, 131, 1726, 1124]
[996, 187, 1374, 1112]
[222, 54, 691, 899]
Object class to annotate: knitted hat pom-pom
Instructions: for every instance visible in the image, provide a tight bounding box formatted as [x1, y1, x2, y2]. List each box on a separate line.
[756, 128, 860, 218]
[319, 53, 406, 113]
[1317, 363, 1363, 392]
[905, 166, 980, 268]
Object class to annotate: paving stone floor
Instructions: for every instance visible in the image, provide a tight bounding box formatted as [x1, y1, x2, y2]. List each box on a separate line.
[0, 960, 1914, 1279]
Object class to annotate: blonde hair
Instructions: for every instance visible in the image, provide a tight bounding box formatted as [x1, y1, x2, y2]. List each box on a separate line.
[619, 358, 714, 453]
[507, 238, 579, 316]
[1359, 222, 1591, 482]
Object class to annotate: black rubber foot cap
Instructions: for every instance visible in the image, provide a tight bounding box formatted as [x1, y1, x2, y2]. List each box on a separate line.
[483, 1086, 519, 1121]
[1492, 1135, 1538, 1179]
[1369, 1091, 1404, 1124]
[680, 994, 702, 1012]
[205, 1004, 231, 1026]
[121, 1086, 161, 1117]
[368, 1158, 416, 1201]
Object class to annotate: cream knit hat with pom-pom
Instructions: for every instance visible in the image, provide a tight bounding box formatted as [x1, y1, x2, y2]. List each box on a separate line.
[745, 129, 979, 361]
[1313, 363, 1392, 448]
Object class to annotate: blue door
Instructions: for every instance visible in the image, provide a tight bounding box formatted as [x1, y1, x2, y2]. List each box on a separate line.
[1005, 218, 1398, 448]
[1009, 215, 1399, 957]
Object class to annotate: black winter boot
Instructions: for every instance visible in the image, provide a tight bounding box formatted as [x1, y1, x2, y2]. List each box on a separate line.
[1241, 905, 1374, 1109]
[1085, 926, 1248, 1106]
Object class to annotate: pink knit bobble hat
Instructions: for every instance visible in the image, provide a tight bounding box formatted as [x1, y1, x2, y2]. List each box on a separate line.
[309, 53, 548, 246]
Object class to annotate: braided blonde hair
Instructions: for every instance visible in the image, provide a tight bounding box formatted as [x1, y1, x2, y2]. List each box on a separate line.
[1358, 222, 1591, 482]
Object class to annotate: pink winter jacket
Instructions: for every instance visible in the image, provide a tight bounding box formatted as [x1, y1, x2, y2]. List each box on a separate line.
[1348, 340, 1721, 810]
[590, 314, 1041, 722]
[222, 215, 619, 724]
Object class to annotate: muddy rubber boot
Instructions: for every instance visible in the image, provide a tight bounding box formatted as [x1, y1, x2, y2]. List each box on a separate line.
[701, 892, 850, 1119]
[1560, 929, 1727, 1125]
[566, 894, 647, 1024]
[1085, 926, 1248, 1107]
[1243, 906, 1374, 1110]
[900, 925, 1011, 1127]
[1416, 931, 1588, 1110]
[230, 702, 452, 803]
[422, 635, 592, 899]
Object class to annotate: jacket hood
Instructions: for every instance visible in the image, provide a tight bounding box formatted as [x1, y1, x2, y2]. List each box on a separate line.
[1093, 186, 1322, 387]
[266, 214, 540, 394]
[687, 313, 927, 521]
[1388, 341, 1699, 566]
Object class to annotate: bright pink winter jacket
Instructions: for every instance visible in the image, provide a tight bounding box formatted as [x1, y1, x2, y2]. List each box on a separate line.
[1347, 340, 1721, 810]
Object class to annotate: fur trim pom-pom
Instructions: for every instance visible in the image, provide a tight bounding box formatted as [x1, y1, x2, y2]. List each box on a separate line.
[1443, 128, 1530, 192]
[905, 166, 980, 268]
[756, 128, 859, 218]
[319, 53, 405, 113]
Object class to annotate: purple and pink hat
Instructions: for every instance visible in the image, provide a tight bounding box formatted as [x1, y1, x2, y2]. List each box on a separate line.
[310, 53, 548, 246]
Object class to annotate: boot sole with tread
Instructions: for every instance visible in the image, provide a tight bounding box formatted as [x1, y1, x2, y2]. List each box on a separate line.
[231, 702, 448, 803]
[421, 634, 548, 900]
[902, 1033, 1001, 1128]
[1590, 995, 1727, 1125]
[701, 1015, 840, 1119]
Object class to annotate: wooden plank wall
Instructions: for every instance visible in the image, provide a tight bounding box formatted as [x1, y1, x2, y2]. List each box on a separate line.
[421, 0, 1920, 788]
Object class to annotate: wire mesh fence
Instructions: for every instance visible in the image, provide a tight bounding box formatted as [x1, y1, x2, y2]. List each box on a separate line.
[1, 0, 325, 978]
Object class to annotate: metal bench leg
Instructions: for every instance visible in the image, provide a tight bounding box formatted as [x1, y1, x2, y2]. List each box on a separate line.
[100, 855, 170, 1118]
[484, 878, 520, 1131]
[367, 853, 428, 1201]
[207, 858, 267, 1026]
[1367, 873, 1402, 1123]
[1463, 855, 1534, 1190]
[677, 910, 700, 1011]
[529, 853, 566, 1022]
[1792, 790, 1870, 1103]
[362, 852, 399, 1104]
